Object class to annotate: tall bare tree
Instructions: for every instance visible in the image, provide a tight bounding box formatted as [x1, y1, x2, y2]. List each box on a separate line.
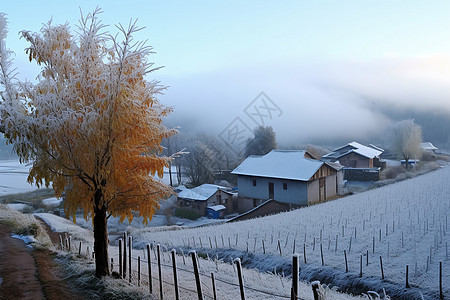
[390, 119, 422, 169]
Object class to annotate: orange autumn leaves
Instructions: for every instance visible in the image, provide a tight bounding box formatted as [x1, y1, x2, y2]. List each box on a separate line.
[15, 11, 175, 224]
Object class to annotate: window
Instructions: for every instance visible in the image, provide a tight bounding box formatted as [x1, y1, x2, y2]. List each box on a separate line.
[283, 183, 287, 190]
[252, 180, 256, 186]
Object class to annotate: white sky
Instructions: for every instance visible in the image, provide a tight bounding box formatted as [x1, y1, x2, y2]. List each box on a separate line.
[2, 1, 450, 145]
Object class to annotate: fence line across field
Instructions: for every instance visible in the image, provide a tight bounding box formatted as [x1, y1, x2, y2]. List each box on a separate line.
[60, 232, 446, 300]
[112, 248, 295, 299]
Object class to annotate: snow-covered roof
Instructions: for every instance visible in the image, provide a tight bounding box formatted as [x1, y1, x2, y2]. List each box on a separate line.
[178, 184, 226, 201]
[231, 150, 324, 181]
[368, 144, 384, 152]
[323, 141, 383, 160]
[420, 142, 438, 151]
[324, 161, 344, 170]
[206, 205, 226, 211]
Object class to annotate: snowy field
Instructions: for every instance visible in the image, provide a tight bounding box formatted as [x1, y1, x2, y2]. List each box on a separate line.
[35, 212, 362, 299]
[6, 156, 448, 298]
[0, 159, 182, 197]
[0, 159, 38, 196]
[120, 167, 450, 299]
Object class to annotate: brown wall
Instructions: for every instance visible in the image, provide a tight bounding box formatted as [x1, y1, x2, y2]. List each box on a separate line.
[230, 199, 302, 222]
[177, 190, 234, 216]
[177, 198, 207, 215]
[307, 179, 320, 204]
[307, 174, 338, 205]
[237, 197, 264, 214]
[338, 152, 372, 168]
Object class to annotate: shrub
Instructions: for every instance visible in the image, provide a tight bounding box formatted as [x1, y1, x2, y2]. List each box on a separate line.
[380, 166, 404, 180]
[174, 208, 202, 220]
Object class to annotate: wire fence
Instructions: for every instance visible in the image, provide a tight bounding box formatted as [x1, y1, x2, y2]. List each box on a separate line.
[58, 233, 319, 300]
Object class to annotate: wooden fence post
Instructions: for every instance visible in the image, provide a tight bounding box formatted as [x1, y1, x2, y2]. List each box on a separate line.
[123, 232, 127, 280]
[380, 256, 384, 280]
[171, 249, 179, 300]
[157, 244, 163, 300]
[69, 236, 71, 252]
[406, 265, 409, 288]
[234, 258, 246, 300]
[78, 241, 82, 255]
[320, 244, 324, 266]
[128, 236, 132, 283]
[278, 240, 282, 256]
[119, 239, 122, 278]
[211, 272, 217, 300]
[360, 255, 362, 277]
[303, 243, 307, 264]
[291, 254, 299, 300]
[191, 251, 203, 300]
[111, 258, 114, 273]
[147, 244, 152, 293]
[311, 281, 320, 300]
[138, 256, 141, 287]
[344, 250, 348, 273]
[440, 261, 443, 300]
[262, 240, 265, 254]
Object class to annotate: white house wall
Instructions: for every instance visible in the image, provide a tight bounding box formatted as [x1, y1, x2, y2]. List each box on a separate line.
[237, 175, 308, 206]
[307, 179, 320, 204]
[325, 173, 337, 198]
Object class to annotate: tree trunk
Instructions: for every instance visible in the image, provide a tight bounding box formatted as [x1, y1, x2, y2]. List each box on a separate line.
[169, 161, 173, 187]
[93, 190, 110, 277]
[176, 164, 181, 186]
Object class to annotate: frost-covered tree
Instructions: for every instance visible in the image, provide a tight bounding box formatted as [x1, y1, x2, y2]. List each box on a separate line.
[0, 10, 176, 277]
[390, 119, 422, 169]
[244, 125, 277, 157]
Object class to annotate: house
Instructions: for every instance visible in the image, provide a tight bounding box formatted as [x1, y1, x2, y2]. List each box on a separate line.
[322, 141, 383, 168]
[322, 141, 384, 181]
[176, 184, 234, 217]
[421, 142, 438, 153]
[231, 150, 343, 212]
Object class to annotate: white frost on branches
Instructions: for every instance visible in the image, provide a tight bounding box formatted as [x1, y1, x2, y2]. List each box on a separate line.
[390, 119, 422, 166]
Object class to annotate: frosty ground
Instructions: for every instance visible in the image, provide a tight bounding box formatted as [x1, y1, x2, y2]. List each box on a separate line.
[32, 167, 449, 299]
[1, 159, 449, 299]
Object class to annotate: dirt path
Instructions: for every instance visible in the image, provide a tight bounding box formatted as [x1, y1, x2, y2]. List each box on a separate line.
[0, 224, 45, 300]
[0, 223, 87, 300]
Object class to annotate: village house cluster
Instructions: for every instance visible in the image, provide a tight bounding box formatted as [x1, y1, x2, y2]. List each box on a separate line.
[175, 141, 439, 220]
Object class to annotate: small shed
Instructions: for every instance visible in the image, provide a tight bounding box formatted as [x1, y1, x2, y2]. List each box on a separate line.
[206, 205, 226, 219]
[177, 184, 234, 216]
[420, 142, 438, 153]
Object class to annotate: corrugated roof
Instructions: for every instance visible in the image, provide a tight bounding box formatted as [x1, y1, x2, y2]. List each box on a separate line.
[323, 141, 383, 160]
[178, 184, 224, 201]
[421, 142, 438, 151]
[207, 205, 226, 211]
[231, 150, 323, 181]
